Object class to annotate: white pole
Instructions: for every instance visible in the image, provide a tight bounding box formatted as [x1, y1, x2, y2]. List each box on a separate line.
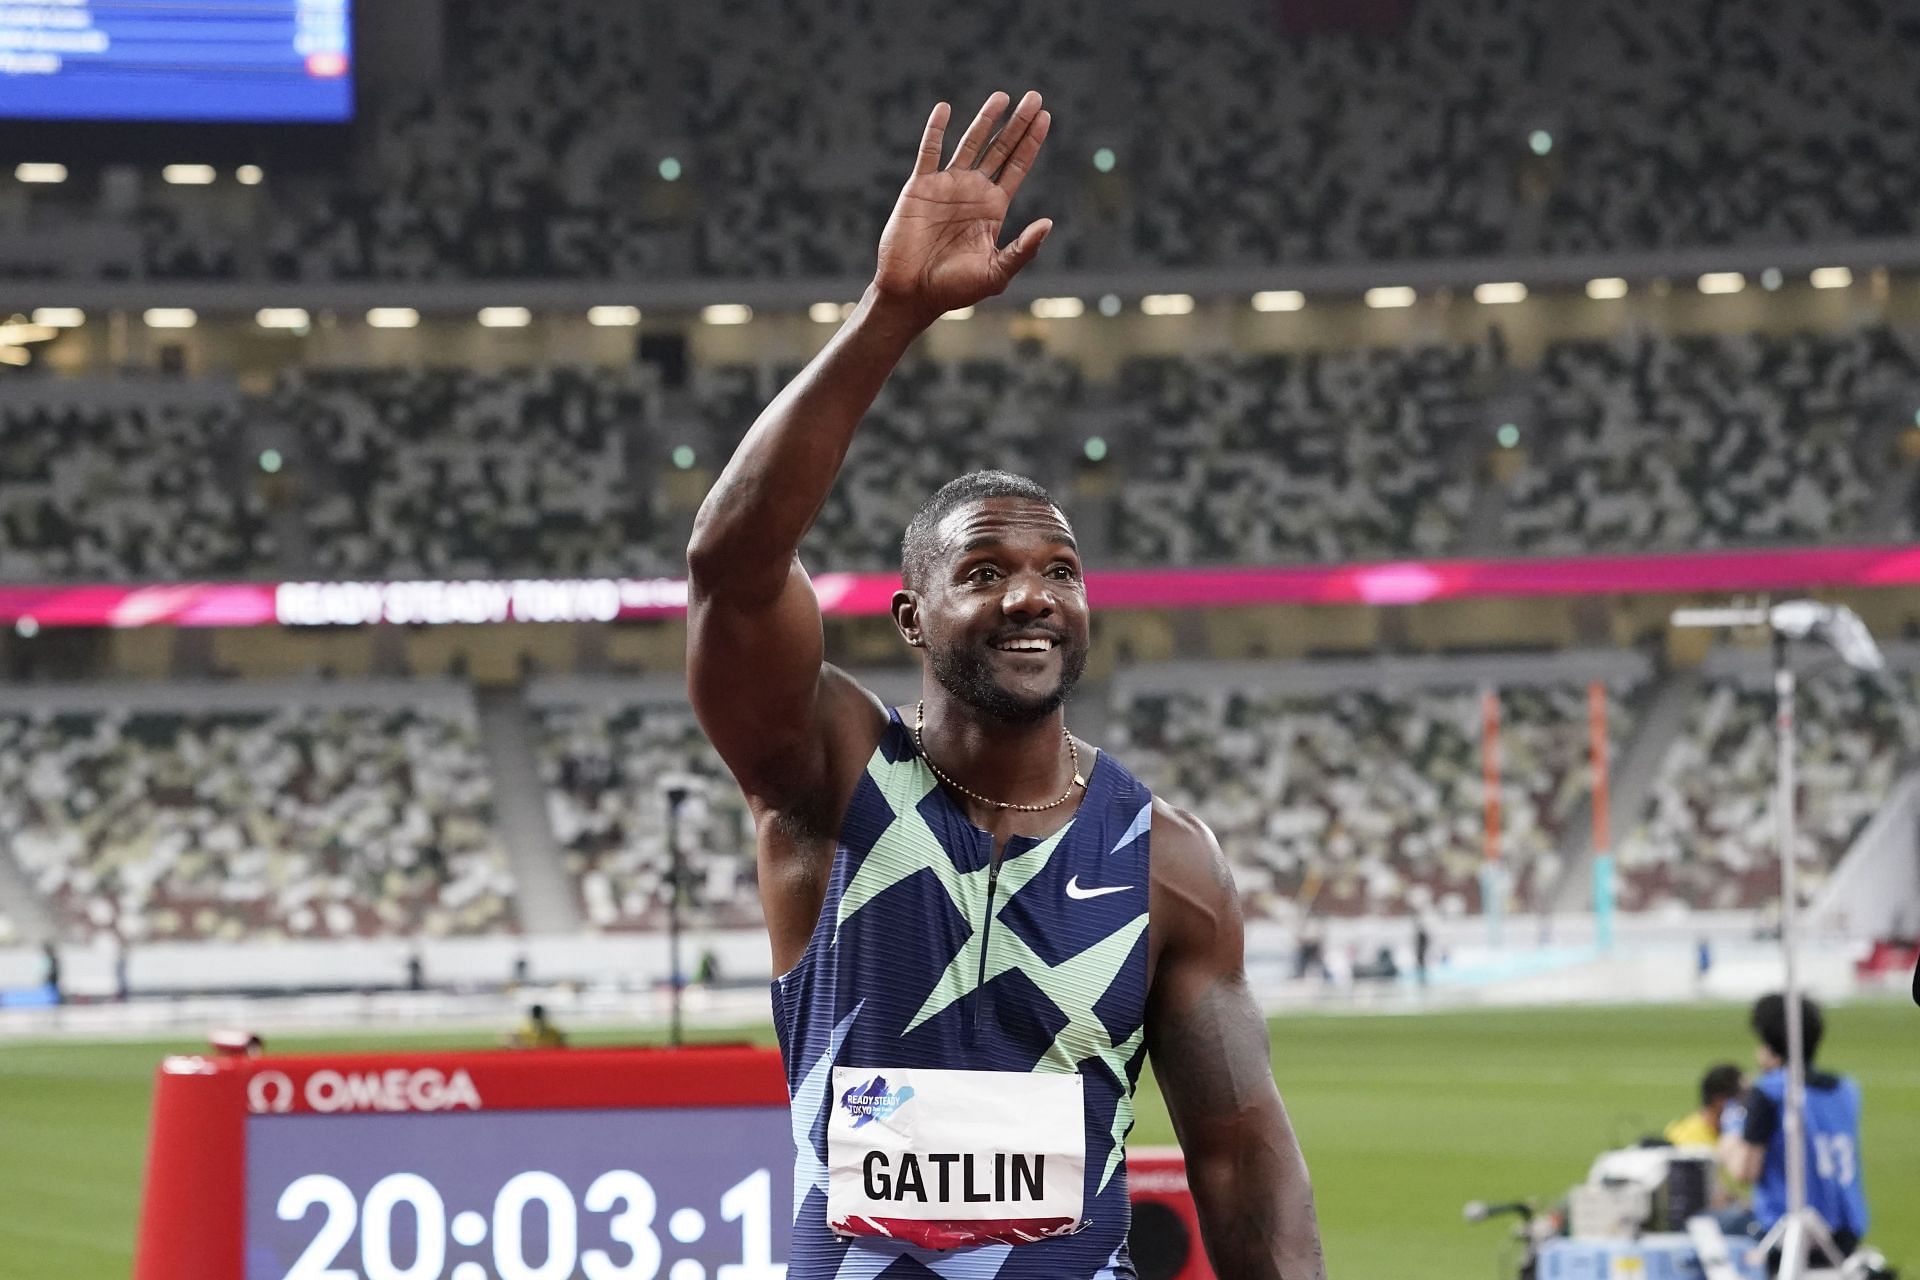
[1775, 643, 1810, 1280]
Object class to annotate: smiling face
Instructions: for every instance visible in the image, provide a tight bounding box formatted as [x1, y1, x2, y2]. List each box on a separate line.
[896, 496, 1091, 725]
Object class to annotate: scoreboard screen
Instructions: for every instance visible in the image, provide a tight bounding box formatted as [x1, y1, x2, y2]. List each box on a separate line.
[137, 1045, 794, 1280]
[245, 1111, 790, 1280]
[0, 1, 353, 123]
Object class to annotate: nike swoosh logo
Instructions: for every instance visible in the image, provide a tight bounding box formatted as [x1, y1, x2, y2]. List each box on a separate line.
[1065, 876, 1132, 901]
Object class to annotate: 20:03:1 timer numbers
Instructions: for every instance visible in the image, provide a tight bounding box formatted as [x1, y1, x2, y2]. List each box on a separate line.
[274, 1166, 785, 1280]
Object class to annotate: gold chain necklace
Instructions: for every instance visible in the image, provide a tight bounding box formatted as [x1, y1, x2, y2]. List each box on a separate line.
[914, 700, 1086, 813]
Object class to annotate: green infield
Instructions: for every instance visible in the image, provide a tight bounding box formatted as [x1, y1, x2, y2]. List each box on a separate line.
[1, 1001, 1912, 1279]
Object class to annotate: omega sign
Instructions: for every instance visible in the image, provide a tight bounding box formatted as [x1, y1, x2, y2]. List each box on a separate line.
[247, 1067, 482, 1114]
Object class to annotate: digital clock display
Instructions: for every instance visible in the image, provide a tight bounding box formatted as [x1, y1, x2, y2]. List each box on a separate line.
[244, 1108, 793, 1280]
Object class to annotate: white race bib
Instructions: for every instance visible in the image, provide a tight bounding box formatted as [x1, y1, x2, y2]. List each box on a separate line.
[826, 1067, 1087, 1250]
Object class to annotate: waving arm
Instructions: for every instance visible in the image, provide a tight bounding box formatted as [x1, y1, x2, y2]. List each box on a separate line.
[686, 92, 1054, 806]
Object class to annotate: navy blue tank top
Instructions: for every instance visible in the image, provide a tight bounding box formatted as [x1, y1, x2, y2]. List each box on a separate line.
[773, 709, 1153, 1279]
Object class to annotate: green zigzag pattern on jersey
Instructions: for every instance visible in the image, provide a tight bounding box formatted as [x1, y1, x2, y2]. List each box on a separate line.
[836, 746, 1148, 1155]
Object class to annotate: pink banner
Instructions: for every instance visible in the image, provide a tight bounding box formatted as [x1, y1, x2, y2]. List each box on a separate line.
[2, 544, 1918, 630]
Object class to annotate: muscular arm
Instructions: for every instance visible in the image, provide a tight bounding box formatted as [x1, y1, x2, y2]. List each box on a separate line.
[685, 292, 922, 798]
[686, 91, 1053, 804]
[1146, 805, 1325, 1279]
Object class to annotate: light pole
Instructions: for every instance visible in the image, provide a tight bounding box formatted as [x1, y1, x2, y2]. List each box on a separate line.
[1670, 601, 1888, 1278]
[663, 777, 693, 1049]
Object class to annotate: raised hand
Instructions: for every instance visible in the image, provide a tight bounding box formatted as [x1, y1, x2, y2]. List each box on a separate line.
[873, 91, 1054, 327]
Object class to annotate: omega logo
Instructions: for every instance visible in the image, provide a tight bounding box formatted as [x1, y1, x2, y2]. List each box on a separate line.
[247, 1071, 296, 1114]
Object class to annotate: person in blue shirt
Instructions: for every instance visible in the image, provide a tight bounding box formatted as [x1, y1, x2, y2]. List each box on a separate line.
[1718, 993, 1868, 1268]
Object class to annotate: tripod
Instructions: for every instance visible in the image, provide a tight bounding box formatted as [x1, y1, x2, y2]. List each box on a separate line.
[1671, 603, 1889, 1279]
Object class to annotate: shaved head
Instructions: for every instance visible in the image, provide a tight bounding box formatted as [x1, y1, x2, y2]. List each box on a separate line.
[901, 470, 1062, 590]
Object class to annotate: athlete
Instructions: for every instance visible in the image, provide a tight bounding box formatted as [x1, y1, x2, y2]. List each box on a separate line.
[687, 89, 1324, 1279]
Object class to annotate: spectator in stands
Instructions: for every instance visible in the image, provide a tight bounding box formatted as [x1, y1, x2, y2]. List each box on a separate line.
[509, 1003, 568, 1049]
[1665, 1063, 1744, 1148]
[1719, 994, 1869, 1264]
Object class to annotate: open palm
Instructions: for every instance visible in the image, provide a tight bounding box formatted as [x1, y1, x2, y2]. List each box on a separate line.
[875, 91, 1054, 325]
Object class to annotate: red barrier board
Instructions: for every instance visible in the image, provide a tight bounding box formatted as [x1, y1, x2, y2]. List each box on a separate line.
[137, 1046, 1213, 1280]
[1126, 1147, 1217, 1280]
[136, 1045, 792, 1280]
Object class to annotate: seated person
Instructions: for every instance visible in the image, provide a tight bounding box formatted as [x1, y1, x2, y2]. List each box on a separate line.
[1718, 994, 1868, 1266]
[1666, 1062, 1744, 1148]
[509, 1003, 568, 1049]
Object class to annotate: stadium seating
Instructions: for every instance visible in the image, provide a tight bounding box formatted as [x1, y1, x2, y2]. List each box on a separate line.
[1503, 328, 1915, 553]
[277, 364, 671, 579]
[4, 321, 1909, 582]
[1107, 344, 1486, 564]
[1111, 676, 1636, 918]
[0, 396, 273, 582]
[537, 700, 760, 931]
[1538, 0, 1920, 254]
[0, 705, 516, 942]
[6, 0, 1917, 282]
[788, 346, 1087, 569]
[1618, 672, 1909, 912]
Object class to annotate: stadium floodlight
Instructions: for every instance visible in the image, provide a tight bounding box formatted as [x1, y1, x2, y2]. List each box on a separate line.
[142, 308, 197, 329]
[1473, 282, 1528, 305]
[1697, 272, 1745, 295]
[0, 346, 29, 367]
[1670, 600, 1896, 1279]
[162, 164, 217, 185]
[236, 165, 265, 186]
[701, 304, 752, 325]
[255, 308, 310, 331]
[939, 306, 975, 321]
[1030, 297, 1085, 319]
[1140, 293, 1195, 316]
[1585, 277, 1629, 300]
[366, 307, 421, 329]
[477, 306, 532, 328]
[1252, 290, 1306, 312]
[587, 305, 641, 327]
[31, 308, 85, 328]
[1364, 286, 1416, 309]
[0, 323, 58, 346]
[1809, 267, 1853, 290]
[15, 163, 67, 184]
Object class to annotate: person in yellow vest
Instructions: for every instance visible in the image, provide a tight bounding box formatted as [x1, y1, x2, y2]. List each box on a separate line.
[1666, 1063, 1744, 1147]
[509, 1003, 567, 1049]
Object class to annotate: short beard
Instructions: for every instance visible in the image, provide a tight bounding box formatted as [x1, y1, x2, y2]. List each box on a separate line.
[927, 639, 1087, 726]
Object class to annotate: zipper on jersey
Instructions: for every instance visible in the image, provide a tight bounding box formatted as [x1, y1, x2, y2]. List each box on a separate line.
[969, 840, 1002, 1043]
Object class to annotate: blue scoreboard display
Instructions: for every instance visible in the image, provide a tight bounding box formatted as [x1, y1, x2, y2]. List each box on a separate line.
[136, 1045, 797, 1280]
[0, 1, 353, 123]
